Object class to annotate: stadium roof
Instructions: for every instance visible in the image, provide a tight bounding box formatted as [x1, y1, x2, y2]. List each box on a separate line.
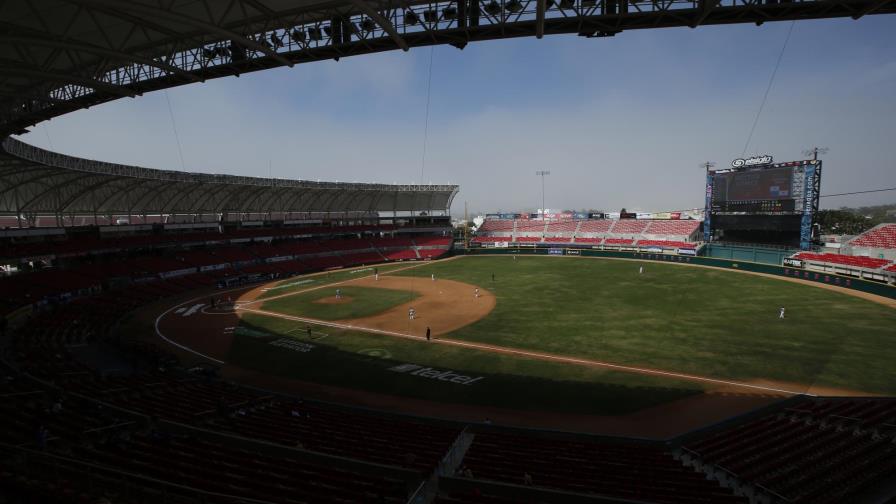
[0, 137, 458, 218]
[3, 0, 895, 137]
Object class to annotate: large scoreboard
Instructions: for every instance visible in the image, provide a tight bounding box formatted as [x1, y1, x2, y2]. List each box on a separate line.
[704, 157, 821, 250]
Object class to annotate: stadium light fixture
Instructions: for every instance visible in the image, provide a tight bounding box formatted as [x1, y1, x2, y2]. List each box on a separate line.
[360, 18, 376, 32]
[291, 29, 306, 42]
[536, 170, 550, 219]
[559, 0, 575, 9]
[485, 1, 502, 16]
[423, 9, 439, 22]
[506, 0, 524, 13]
[801, 147, 829, 161]
[443, 6, 458, 19]
[405, 10, 419, 25]
[270, 32, 284, 48]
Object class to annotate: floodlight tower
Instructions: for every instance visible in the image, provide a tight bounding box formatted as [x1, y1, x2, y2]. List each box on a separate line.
[802, 147, 828, 161]
[700, 161, 716, 173]
[536, 170, 550, 219]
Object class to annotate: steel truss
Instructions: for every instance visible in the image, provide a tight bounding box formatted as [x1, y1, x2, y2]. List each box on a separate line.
[1, 0, 895, 135]
[0, 138, 459, 221]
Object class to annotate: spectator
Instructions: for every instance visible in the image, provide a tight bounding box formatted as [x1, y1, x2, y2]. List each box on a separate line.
[523, 472, 533, 486]
[36, 424, 49, 450]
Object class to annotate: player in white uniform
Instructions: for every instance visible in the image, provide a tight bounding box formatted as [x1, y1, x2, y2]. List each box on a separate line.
[779, 307, 786, 319]
[474, 288, 480, 298]
[639, 266, 644, 275]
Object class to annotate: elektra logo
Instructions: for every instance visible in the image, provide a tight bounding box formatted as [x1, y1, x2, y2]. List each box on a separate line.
[731, 155, 773, 168]
[388, 363, 485, 385]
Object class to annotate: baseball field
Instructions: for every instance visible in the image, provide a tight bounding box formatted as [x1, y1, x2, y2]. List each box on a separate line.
[153, 254, 896, 431]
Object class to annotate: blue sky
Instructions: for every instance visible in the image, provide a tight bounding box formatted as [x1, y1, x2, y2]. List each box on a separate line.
[17, 15, 896, 216]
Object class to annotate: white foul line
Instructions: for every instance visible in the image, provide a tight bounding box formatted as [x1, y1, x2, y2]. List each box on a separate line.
[238, 307, 814, 397]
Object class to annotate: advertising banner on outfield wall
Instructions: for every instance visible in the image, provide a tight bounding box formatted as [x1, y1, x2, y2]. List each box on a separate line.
[160, 268, 197, 278]
[200, 263, 229, 272]
[783, 258, 804, 268]
[677, 248, 697, 256]
[494, 241, 509, 248]
[548, 248, 564, 255]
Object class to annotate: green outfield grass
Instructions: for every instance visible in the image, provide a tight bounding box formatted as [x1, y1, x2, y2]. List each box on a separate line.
[227, 314, 702, 415]
[224, 255, 896, 415]
[259, 285, 419, 320]
[394, 256, 896, 394]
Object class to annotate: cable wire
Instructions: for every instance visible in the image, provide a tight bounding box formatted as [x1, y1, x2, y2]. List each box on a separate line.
[820, 187, 896, 198]
[164, 90, 187, 171]
[742, 21, 796, 157]
[420, 46, 435, 184]
[42, 123, 54, 151]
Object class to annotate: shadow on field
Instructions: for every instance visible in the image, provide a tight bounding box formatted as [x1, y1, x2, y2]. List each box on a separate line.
[223, 320, 702, 417]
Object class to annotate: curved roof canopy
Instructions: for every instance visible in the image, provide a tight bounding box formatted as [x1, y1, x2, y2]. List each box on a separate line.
[2, 0, 895, 136]
[0, 138, 458, 218]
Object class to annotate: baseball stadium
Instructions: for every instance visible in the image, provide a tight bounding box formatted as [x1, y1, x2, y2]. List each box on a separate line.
[1, 1, 896, 504]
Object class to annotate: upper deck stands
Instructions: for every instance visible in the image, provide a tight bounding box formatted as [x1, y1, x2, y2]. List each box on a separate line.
[849, 224, 896, 250]
[794, 252, 892, 270]
[473, 219, 701, 246]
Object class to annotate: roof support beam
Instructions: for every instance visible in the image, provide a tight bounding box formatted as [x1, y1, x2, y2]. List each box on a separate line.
[852, 0, 889, 18]
[536, 0, 546, 39]
[0, 34, 203, 83]
[68, 0, 295, 67]
[349, 0, 409, 51]
[690, 0, 719, 28]
[0, 63, 137, 98]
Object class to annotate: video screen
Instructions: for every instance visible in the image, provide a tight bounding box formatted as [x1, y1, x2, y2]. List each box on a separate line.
[712, 167, 795, 202]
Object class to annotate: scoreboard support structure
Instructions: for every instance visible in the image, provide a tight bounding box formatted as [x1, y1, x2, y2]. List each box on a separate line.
[703, 171, 713, 243]
[799, 161, 822, 250]
[704, 159, 822, 250]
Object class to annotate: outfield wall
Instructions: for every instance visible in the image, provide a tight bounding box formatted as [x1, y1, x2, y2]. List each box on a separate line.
[703, 243, 797, 265]
[459, 248, 896, 300]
